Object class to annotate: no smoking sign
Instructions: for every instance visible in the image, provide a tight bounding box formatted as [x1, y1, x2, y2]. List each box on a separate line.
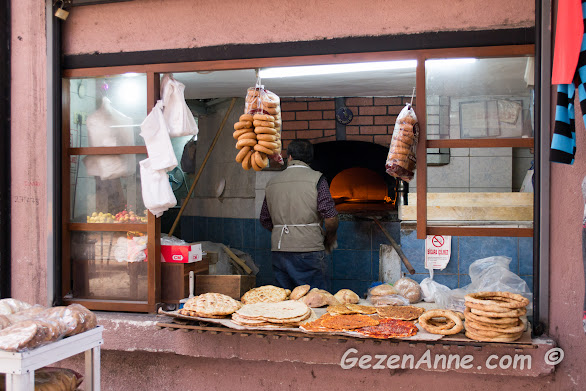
[425, 235, 452, 270]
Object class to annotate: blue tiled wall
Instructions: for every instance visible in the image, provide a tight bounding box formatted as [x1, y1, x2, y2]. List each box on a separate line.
[181, 216, 533, 296]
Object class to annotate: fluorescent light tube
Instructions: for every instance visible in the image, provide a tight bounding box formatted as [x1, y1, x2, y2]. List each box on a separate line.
[259, 60, 417, 78]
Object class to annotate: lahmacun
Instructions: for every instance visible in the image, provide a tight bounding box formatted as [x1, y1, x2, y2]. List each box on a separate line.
[319, 314, 379, 330]
[375, 305, 424, 320]
[355, 319, 418, 339]
[299, 314, 336, 333]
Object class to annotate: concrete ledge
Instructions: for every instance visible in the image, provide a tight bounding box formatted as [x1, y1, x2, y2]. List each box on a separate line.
[96, 312, 556, 376]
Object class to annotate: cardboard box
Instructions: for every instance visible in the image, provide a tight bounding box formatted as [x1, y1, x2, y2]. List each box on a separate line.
[195, 275, 256, 300]
[161, 243, 203, 263]
[161, 257, 209, 304]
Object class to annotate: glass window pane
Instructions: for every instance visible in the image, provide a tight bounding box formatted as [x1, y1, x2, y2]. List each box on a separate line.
[70, 231, 148, 301]
[425, 57, 534, 139]
[68, 74, 147, 147]
[69, 154, 148, 223]
[404, 147, 534, 228]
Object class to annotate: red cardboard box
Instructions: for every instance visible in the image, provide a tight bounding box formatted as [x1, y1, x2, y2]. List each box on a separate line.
[161, 243, 203, 263]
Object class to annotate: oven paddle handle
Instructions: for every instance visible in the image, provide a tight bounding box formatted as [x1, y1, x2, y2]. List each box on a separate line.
[371, 217, 415, 274]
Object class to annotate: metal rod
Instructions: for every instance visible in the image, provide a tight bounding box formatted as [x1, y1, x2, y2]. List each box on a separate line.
[168, 98, 237, 237]
[371, 217, 416, 274]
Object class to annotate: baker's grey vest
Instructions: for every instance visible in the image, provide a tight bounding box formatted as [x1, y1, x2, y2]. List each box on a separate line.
[265, 160, 325, 252]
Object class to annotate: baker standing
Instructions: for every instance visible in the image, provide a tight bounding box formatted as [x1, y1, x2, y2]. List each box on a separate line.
[260, 139, 339, 290]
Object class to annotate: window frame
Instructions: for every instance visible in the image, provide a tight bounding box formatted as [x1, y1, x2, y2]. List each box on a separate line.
[61, 44, 536, 313]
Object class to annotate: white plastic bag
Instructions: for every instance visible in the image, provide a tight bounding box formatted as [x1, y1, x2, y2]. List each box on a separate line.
[420, 270, 451, 303]
[161, 74, 198, 138]
[139, 158, 177, 217]
[435, 256, 533, 313]
[139, 100, 178, 172]
[82, 155, 135, 181]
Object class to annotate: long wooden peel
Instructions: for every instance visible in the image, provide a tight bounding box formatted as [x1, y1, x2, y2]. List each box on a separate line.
[371, 217, 416, 274]
[168, 98, 237, 237]
[221, 245, 253, 275]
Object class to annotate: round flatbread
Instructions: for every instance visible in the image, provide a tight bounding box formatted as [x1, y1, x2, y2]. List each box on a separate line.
[184, 293, 242, 316]
[241, 285, 288, 304]
[290, 285, 310, 300]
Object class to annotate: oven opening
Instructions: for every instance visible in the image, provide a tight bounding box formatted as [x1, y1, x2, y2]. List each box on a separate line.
[310, 140, 397, 216]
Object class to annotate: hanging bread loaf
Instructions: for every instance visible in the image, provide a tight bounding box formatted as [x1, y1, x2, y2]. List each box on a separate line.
[385, 103, 419, 182]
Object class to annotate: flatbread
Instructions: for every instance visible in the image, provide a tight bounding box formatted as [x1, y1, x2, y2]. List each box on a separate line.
[327, 305, 358, 315]
[183, 293, 241, 316]
[375, 305, 425, 320]
[235, 300, 310, 321]
[290, 285, 310, 300]
[345, 304, 377, 315]
[319, 314, 379, 330]
[241, 285, 288, 304]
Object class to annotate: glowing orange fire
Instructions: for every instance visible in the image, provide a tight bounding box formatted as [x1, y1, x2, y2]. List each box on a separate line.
[329, 167, 387, 201]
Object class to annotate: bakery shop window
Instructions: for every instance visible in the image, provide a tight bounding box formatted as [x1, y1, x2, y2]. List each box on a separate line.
[60, 46, 536, 317]
[62, 74, 157, 312]
[408, 55, 535, 238]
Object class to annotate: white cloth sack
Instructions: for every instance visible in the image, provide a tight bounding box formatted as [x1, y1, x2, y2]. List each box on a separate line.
[139, 158, 177, 217]
[84, 97, 135, 180]
[160, 74, 198, 138]
[139, 100, 178, 172]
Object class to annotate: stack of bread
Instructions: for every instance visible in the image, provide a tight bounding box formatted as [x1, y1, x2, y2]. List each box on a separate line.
[234, 87, 282, 171]
[385, 103, 419, 182]
[0, 299, 97, 352]
[464, 291, 529, 342]
[232, 300, 312, 327]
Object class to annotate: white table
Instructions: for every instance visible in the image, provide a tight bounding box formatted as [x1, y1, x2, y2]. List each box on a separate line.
[0, 326, 103, 391]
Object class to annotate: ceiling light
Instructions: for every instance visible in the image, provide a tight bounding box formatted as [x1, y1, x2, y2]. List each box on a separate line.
[426, 58, 477, 68]
[259, 60, 417, 78]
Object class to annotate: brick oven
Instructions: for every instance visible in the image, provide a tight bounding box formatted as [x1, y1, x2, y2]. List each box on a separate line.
[280, 96, 414, 216]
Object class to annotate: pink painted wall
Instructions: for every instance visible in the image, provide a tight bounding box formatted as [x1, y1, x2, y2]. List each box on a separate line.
[10, 0, 48, 305]
[547, 95, 586, 387]
[62, 0, 535, 55]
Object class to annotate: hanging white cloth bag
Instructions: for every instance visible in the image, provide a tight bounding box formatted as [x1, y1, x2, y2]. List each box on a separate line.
[139, 100, 178, 172]
[139, 158, 177, 217]
[160, 73, 198, 138]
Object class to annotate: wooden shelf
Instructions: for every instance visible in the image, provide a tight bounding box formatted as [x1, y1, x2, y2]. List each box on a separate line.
[427, 226, 534, 237]
[68, 223, 147, 232]
[69, 146, 147, 155]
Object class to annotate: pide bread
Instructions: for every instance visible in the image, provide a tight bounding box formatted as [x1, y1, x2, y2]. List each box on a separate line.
[290, 285, 310, 300]
[333, 289, 360, 304]
[181, 293, 242, 317]
[241, 285, 288, 304]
